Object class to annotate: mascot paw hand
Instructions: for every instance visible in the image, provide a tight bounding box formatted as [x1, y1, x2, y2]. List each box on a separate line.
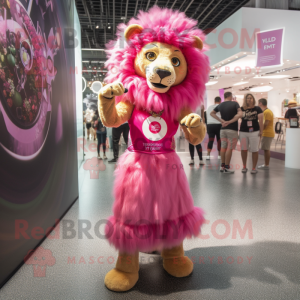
[181, 113, 202, 128]
[100, 82, 125, 99]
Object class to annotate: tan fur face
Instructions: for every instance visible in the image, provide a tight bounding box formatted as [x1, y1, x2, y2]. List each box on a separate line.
[134, 42, 188, 93]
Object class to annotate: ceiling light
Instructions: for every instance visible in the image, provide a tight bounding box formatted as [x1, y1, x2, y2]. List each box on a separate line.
[90, 81, 103, 94]
[252, 52, 255, 54]
[253, 75, 290, 79]
[108, 26, 111, 29]
[233, 81, 249, 86]
[228, 60, 231, 61]
[235, 56, 238, 58]
[82, 77, 87, 93]
[287, 60, 290, 61]
[250, 86, 273, 92]
[244, 52, 246, 54]
[205, 81, 218, 86]
[297, 64, 299, 65]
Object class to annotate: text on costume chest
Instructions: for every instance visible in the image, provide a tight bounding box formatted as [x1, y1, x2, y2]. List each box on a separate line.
[143, 143, 163, 151]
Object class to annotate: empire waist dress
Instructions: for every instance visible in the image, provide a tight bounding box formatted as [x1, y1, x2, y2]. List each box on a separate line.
[105, 108, 205, 253]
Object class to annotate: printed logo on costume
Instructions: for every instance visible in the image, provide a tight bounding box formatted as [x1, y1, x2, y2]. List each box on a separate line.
[149, 121, 161, 133]
[142, 116, 167, 141]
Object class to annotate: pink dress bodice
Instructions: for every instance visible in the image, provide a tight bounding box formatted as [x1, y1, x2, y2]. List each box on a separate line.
[127, 108, 179, 154]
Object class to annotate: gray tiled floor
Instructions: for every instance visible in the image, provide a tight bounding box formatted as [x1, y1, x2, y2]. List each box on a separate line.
[0, 138, 299, 300]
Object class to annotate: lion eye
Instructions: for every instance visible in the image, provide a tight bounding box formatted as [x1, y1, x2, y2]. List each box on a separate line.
[171, 57, 180, 67]
[146, 52, 156, 61]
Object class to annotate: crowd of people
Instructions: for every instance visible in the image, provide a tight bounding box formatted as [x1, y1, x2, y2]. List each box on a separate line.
[83, 92, 276, 174]
[83, 109, 129, 162]
[191, 92, 275, 174]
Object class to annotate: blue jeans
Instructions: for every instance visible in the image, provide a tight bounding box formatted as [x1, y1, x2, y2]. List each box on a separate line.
[97, 132, 107, 154]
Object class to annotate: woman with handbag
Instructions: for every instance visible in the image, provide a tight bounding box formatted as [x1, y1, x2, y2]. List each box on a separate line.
[94, 111, 107, 160]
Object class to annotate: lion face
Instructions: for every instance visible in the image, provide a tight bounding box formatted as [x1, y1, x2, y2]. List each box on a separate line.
[134, 42, 188, 93]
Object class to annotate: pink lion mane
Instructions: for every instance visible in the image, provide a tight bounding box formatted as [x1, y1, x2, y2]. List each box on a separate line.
[104, 6, 210, 120]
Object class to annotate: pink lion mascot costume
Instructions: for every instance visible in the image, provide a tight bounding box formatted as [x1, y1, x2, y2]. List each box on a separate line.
[98, 6, 210, 291]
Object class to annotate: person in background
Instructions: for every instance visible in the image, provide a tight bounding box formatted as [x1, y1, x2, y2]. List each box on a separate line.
[85, 108, 94, 140]
[91, 110, 98, 141]
[94, 111, 107, 160]
[206, 96, 222, 160]
[109, 121, 130, 163]
[83, 111, 86, 138]
[239, 94, 263, 174]
[189, 105, 205, 166]
[284, 99, 299, 127]
[210, 92, 242, 174]
[258, 98, 275, 170]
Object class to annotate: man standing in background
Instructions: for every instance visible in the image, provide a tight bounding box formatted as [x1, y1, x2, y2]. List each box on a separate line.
[109, 122, 130, 163]
[258, 98, 275, 170]
[210, 92, 242, 174]
[206, 96, 222, 160]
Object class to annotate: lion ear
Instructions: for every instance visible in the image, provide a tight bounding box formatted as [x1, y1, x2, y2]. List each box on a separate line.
[124, 24, 143, 41]
[192, 36, 203, 50]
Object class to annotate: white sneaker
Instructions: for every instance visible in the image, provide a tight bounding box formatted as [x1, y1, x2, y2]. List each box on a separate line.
[189, 159, 194, 165]
[220, 166, 224, 172]
[223, 168, 234, 174]
[199, 160, 205, 165]
[103, 154, 107, 160]
[251, 169, 258, 174]
[97, 154, 101, 159]
[206, 156, 211, 160]
[242, 168, 248, 173]
[218, 156, 221, 159]
[258, 165, 269, 170]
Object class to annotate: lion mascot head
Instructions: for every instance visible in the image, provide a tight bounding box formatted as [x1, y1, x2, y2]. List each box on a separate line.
[104, 6, 210, 120]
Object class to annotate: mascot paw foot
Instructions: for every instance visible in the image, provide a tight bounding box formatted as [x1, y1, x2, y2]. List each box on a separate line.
[163, 256, 193, 277]
[104, 268, 139, 292]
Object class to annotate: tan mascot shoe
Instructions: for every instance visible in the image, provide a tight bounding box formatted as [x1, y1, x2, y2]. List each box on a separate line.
[161, 243, 194, 277]
[104, 252, 139, 292]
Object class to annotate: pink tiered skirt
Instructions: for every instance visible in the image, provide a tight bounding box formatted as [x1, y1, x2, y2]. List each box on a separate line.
[105, 151, 205, 254]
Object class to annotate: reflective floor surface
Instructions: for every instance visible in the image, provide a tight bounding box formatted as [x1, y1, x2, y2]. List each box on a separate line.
[0, 138, 299, 300]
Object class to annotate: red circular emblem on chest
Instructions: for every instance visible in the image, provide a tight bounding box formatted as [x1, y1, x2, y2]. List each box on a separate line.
[149, 121, 161, 134]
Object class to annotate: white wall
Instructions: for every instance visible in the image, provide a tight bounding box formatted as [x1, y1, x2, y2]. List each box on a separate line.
[206, 10, 243, 66]
[74, 4, 83, 171]
[267, 89, 291, 117]
[206, 90, 221, 108]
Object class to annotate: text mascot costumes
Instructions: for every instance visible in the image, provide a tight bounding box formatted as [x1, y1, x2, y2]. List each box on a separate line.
[99, 6, 210, 292]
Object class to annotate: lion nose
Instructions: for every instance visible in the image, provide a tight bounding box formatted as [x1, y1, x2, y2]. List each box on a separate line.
[156, 69, 171, 80]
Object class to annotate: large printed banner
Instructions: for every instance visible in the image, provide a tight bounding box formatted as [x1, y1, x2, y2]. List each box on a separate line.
[255, 28, 284, 68]
[0, 0, 79, 288]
